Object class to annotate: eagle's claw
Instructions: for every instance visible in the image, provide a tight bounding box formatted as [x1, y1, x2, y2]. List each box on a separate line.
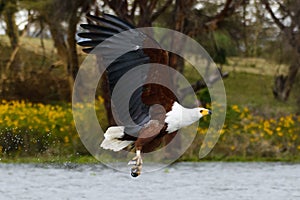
[131, 165, 142, 177]
[129, 150, 142, 177]
[128, 156, 143, 166]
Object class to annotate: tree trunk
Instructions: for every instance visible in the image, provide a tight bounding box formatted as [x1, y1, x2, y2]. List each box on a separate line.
[1, 0, 23, 97]
[101, 72, 116, 126]
[67, 20, 79, 81]
[3, 1, 18, 49]
[273, 59, 299, 101]
[3, 0, 22, 72]
[66, 6, 81, 98]
[47, 22, 73, 100]
[170, 0, 195, 72]
[43, 0, 91, 101]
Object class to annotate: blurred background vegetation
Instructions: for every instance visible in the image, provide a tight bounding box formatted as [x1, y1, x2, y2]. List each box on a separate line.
[0, 0, 299, 162]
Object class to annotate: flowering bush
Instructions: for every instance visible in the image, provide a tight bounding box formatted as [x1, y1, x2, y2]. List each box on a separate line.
[1, 100, 299, 160]
[0, 99, 107, 156]
[195, 104, 300, 159]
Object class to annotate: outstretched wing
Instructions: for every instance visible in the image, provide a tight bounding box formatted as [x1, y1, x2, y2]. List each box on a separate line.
[78, 14, 176, 137]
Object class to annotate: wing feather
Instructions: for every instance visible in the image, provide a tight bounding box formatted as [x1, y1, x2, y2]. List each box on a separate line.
[77, 14, 176, 138]
[80, 24, 119, 35]
[86, 14, 125, 32]
[77, 32, 114, 40]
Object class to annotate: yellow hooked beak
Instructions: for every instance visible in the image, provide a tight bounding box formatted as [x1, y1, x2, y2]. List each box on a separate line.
[200, 109, 212, 116]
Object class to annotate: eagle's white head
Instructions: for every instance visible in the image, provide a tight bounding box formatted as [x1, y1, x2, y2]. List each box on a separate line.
[165, 102, 212, 133]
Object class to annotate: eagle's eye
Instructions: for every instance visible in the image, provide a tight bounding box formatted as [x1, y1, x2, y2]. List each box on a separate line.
[200, 110, 203, 113]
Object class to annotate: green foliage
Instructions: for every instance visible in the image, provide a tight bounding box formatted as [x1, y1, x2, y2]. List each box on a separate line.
[195, 30, 237, 65]
[197, 88, 211, 106]
[213, 31, 237, 57]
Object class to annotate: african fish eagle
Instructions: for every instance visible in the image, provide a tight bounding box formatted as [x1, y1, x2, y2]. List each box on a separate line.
[77, 13, 211, 177]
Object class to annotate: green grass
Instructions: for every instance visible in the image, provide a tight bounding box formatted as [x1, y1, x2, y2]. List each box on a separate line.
[179, 155, 300, 163]
[223, 72, 297, 115]
[184, 56, 298, 115]
[2, 154, 300, 163]
[222, 57, 297, 114]
[0, 155, 99, 164]
[224, 57, 289, 76]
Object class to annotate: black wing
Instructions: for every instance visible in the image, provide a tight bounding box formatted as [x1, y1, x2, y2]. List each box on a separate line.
[78, 14, 161, 136]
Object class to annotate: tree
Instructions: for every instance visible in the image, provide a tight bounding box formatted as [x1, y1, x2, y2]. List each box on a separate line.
[45, 0, 96, 98]
[102, 0, 173, 27]
[263, 0, 300, 101]
[20, 0, 95, 99]
[170, 0, 245, 92]
[0, 0, 23, 97]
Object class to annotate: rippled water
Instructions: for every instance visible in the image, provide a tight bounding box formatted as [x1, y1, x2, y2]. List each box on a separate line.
[0, 162, 299, 200]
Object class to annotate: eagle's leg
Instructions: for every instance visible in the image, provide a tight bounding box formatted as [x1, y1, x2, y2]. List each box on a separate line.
[128, 119, 164, 177]
[128, 150, 143, 177]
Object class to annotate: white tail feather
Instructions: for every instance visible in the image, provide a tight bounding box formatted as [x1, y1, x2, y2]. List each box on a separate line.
[100, 126, 134, 151]
[104, 126, 125, 140]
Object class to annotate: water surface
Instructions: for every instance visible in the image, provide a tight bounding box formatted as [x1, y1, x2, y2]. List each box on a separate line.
[0, 162, 299, 200]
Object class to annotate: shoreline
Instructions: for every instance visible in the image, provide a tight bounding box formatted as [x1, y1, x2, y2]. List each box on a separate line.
[1, 155, 300, 164]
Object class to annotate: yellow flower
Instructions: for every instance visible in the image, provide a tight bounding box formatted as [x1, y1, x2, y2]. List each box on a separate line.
[246, 114, 253, 120]
[263, 121, 270, 128]
[292, 135, 298, 141]
[265, 129, 273, 135]
[250, 138, 256, 142]
[243, 107, 249, 113]
[220, 129, 225, 135]
[232, 105, 240, 113]
[207, 141, 214, 148]
[240, 113, 245, 118]
[97, 96, 105, 104]
[64, 136, 69, 143]
[280, 117, 284, 122]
